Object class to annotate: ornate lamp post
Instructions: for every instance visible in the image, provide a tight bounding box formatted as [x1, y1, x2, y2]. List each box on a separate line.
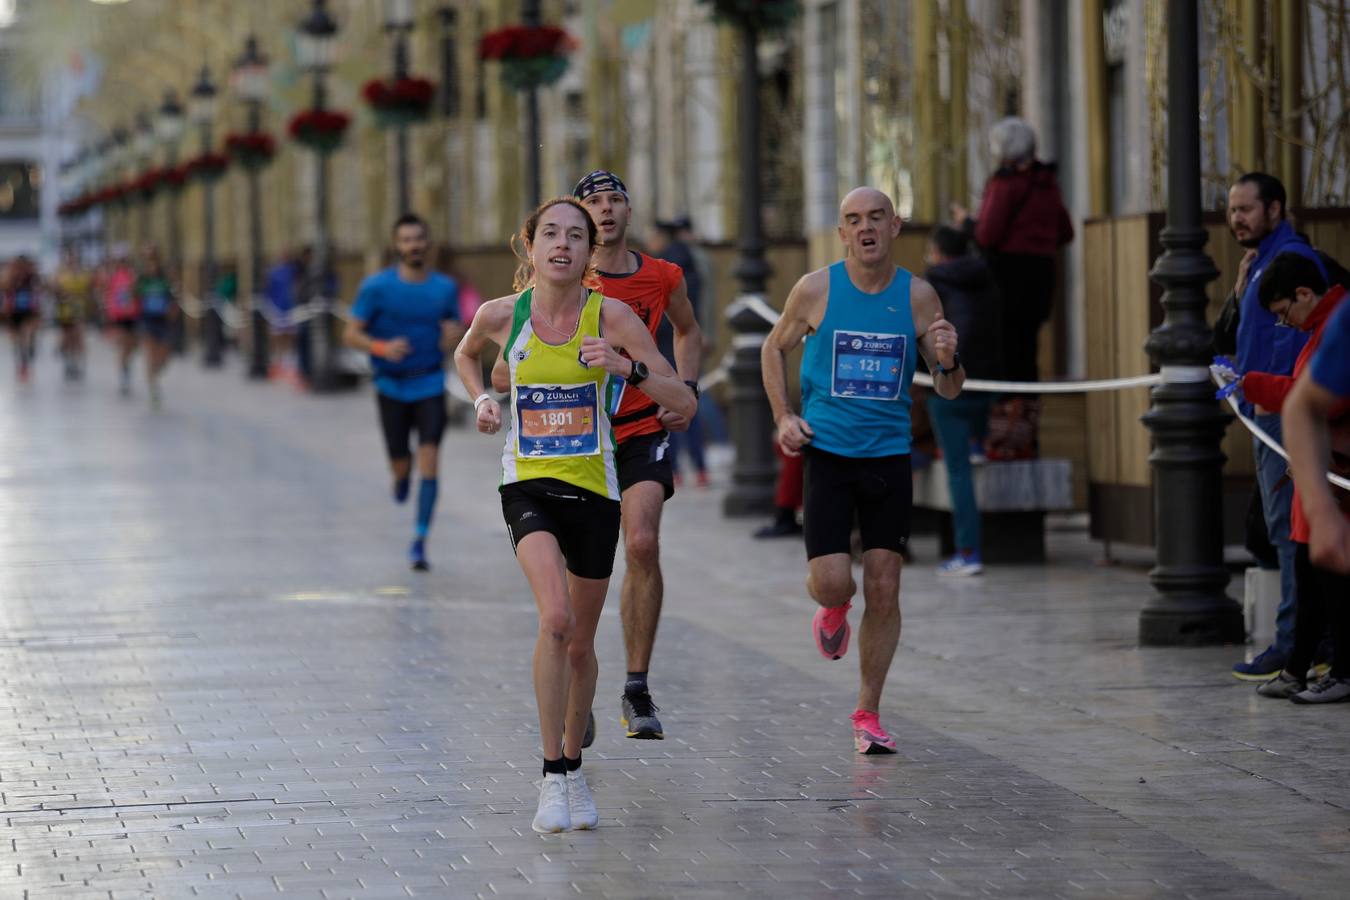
[233, 35, 271, 379]
[132, 110, 156, 245]
[384, 0, 415, 214]
[521, 0, 541, 208]
[189, 65, 224, 367]
[156, 89, 186, 282]
[721, 14, 775, 517]
[437, 5, 459, 119]
[1138, 0, 1244, 645]
[297, 0, 344, 391]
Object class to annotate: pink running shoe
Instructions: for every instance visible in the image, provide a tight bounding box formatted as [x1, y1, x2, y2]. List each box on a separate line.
[850, 710, 897, 755]
[812, 602, 852, 660]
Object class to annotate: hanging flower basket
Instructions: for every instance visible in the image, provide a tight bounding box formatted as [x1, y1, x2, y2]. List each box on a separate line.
[288, 109, 351, 154]
[698, 0, 801, 32]
[362, 76, 437, 128]
[161, 164, 189, 193]
[133, 168, 164, 202]
[225, 131, 278, 170]
[185, 151, 230, 183]
[478, 25, 576, 92]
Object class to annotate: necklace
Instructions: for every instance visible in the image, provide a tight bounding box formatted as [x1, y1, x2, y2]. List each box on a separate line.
[531, 287, 586, 339]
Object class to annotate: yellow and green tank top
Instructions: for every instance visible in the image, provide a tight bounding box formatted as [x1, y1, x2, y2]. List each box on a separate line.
[500, 288, 624, 499]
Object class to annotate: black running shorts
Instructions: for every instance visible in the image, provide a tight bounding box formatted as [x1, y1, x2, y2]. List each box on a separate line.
[377, 392, 448, 460]
[500, 478, 622, 580]
[802, 447, 912, 560]
[616, 429, 674, 499]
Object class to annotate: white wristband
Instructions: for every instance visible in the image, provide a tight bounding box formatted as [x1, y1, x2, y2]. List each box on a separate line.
[473, 392, 493, 410]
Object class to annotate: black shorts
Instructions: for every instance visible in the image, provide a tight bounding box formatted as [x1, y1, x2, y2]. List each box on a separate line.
[803, 447, 912, 560]
[616, 429, 674, 499]
[500, 478, 622, 580]
[112, 319, 139, 334]
[377, 392, 448, 460]
[141, 316, 170, 344]
[7, 309, 35, 328]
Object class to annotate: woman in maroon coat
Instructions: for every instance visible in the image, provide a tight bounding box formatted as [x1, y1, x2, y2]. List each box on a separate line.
[959, 117, 1073, 387]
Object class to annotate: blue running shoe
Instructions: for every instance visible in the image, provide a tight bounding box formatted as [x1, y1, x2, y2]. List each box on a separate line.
[1233, 646, 1286, 682]
[409, 538, 429, 572]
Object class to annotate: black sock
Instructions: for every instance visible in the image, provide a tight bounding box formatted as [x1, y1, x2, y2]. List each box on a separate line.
[625, 672, 648, 696]
[542, 757, 566, 776]
[564, 754, 582, 772]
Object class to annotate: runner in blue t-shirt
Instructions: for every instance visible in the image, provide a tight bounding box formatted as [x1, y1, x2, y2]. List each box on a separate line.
[1285, 297, 1350, 576]
[344, 214, 463, 570]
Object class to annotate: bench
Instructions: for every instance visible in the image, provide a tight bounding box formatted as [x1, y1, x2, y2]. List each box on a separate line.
[911, 458, 1074, 563]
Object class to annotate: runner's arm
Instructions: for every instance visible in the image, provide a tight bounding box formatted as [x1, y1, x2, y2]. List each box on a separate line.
[1284, 373, 1350, 574]
[913, 277, 964, 399]
[342, 317, 409, 361]
[439, 318, 466, 354]
[762, 271, 825, 455]
[454, 297, 515, 434]
[665, 276, 702, 382]
[596, 300, 696, 421]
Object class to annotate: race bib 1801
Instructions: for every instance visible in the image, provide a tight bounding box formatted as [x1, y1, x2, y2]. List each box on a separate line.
[831, 330, 905, 400]
[515, 383, 600, 458]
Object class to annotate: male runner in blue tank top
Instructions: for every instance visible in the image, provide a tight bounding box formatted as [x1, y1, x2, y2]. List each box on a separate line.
[344, 213, 463, 571]
[761, 187, 964, 754]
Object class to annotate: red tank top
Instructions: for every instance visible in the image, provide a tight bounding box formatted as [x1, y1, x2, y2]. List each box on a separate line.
[600, 251, 683, 443]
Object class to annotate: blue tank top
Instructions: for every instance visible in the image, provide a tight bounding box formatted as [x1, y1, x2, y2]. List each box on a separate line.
[800, 262, 916, 457]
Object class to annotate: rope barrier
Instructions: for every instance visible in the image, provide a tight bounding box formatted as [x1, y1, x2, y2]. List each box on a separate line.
[913, 371, 1161, 393]
[1211, 365, 1350, 491]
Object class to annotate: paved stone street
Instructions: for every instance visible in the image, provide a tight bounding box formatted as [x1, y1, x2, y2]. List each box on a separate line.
[0, 340, 1347, 899]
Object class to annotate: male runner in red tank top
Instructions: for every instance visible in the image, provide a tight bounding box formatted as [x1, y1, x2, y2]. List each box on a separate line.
[574, 170, 702, 741]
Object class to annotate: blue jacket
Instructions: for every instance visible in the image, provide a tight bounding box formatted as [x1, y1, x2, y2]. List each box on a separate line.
[1236, 221, 1324, 415]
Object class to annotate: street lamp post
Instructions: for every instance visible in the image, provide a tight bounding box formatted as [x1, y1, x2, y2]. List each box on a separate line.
[111, 126, 130, 250]
[385, 0, 415, 215]
[521, 0, 541, 208]
[190, 66, 224, 367]
[722, 19, 776, 518]
[297, 0, 344, 392]
[156, 90, 186, 352]
[133, 110, 155, 246]
[1138, 0, 1244, 646]
[437, 6, 459, 119]
[234, 35, 271, 380]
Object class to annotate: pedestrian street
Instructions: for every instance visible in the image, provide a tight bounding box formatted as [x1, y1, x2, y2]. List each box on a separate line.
[0, 345, 1347, 899]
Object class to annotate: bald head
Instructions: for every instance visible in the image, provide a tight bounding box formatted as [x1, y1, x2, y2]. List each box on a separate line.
[839, 187, 895, 224]
[837, 186, 900, 266]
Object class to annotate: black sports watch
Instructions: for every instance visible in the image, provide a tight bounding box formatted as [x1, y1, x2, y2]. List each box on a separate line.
[626, 359, 650, 386]
[936, 352, 963, 376]
[684, 379, 700, 399]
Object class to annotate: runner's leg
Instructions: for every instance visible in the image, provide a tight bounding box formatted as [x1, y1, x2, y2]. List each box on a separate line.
[517, 531, 574, 762]
[619, 480, 665, 672]
[856, 548, 902, 712]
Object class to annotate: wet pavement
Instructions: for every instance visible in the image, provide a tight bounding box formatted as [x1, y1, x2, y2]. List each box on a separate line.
[0, 338, 1345, 898]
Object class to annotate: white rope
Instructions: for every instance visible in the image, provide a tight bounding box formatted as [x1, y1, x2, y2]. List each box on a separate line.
[1212, 366, 1350, 491]
[914, 371, 1162, 393]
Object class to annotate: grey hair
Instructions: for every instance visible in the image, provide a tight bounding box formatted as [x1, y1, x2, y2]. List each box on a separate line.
[989, 117, 1037, 165]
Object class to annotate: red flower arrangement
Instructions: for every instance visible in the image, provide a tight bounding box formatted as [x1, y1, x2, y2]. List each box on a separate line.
[362, 76, 437, 127]
[225, 131, 278, 170]
[185, 151, 230, 183]
[161, 164, 189, 192]
[132, 168, 165, 201]
[288, 109, 351, 154]
[478, 24, 576, 91]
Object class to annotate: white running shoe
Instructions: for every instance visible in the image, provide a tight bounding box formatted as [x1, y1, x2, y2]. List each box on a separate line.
[532, 773, 571, 833]
[566, 769, 598, 830]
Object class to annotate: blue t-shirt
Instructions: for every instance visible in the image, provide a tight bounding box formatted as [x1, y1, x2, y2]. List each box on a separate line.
[1236, 221, 1324, 415]
[1310, 296, 1350, 398]
[350, 268, 460, 402]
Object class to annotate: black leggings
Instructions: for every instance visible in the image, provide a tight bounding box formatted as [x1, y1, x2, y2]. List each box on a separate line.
[987, 252, 1055, 385]
[1288, 542, 1350, 679]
